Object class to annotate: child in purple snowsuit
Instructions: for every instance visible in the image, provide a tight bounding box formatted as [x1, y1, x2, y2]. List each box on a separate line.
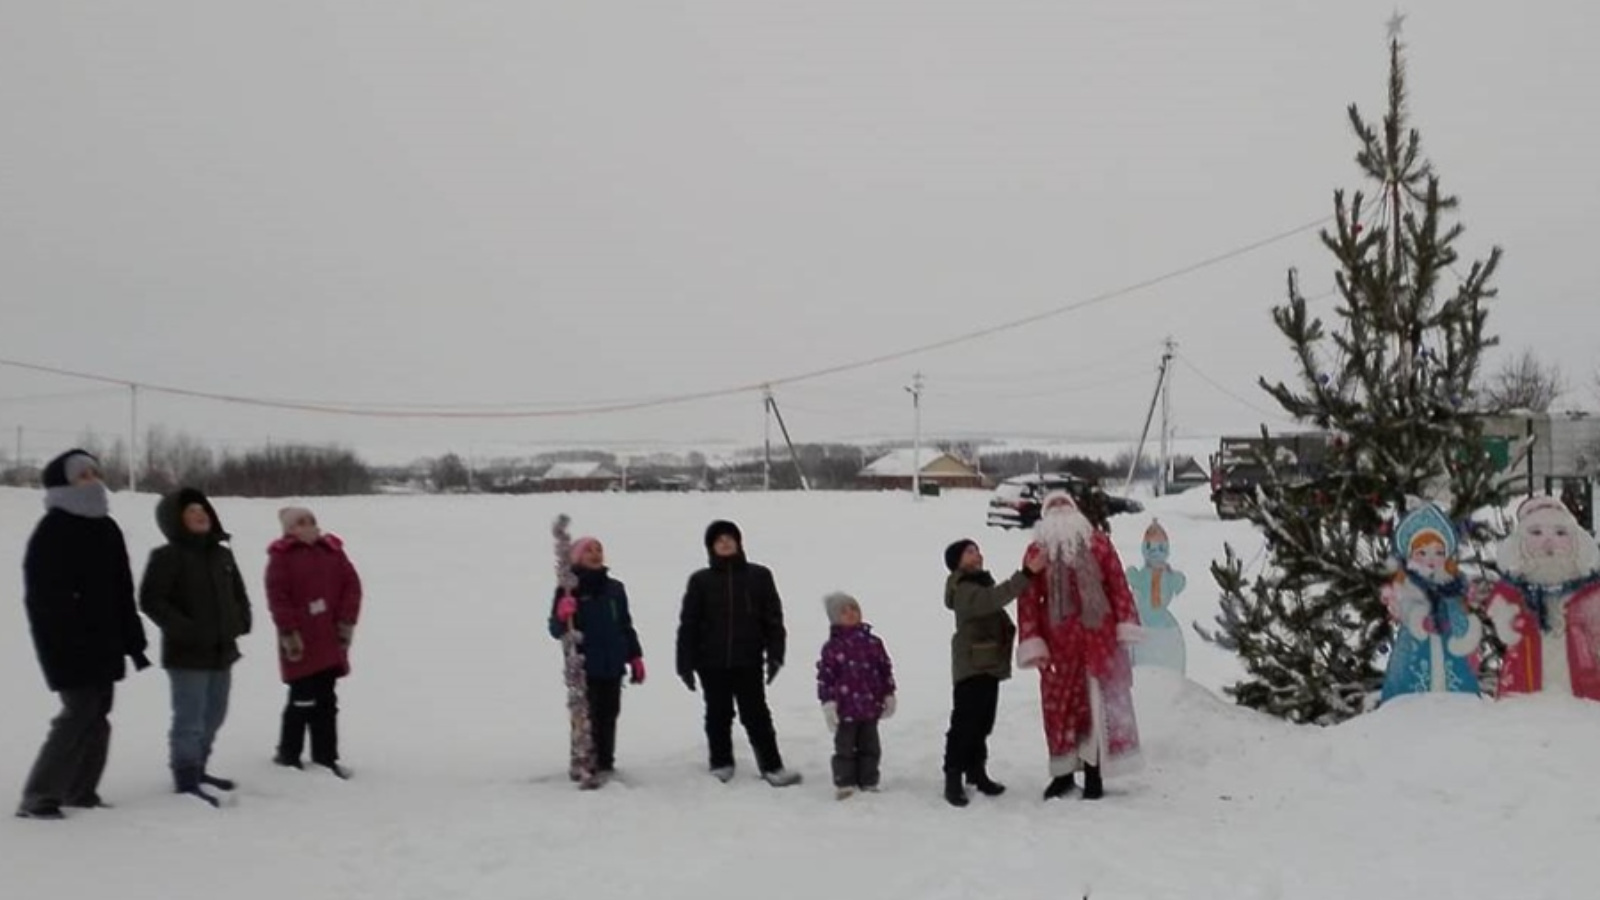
[816, 592, 896, 799]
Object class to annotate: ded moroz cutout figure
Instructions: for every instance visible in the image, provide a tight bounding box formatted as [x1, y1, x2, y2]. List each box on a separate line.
[1486, 496, 1600, 701]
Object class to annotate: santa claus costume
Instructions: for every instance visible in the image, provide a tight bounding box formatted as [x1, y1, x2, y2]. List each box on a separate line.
[1378, 502, 1482, 702]
[1487, 496, 1600, 701]
[1016, 492, 1143, 800]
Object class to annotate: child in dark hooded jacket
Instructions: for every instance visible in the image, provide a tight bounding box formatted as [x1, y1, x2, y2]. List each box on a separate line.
[139, 488, 252, 806]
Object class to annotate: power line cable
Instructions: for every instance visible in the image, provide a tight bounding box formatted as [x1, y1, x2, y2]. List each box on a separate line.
[1174, 353, 1287, 420]
[0, 214, 1333, 420]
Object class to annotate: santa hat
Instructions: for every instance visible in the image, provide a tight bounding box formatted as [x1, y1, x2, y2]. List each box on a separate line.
[278, 506, 317, 534]
[1516, 496, 1570, 523]
[823, 591, 860, 624]
[1143, 519, 1169, 544]
[1040, 490, 1078, 513]
[569, 536, 601, 565]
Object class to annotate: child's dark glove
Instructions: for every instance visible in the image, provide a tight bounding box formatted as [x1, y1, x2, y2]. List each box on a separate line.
[765, 660, 782, 685]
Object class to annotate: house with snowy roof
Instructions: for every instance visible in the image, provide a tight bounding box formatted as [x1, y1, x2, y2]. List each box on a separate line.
[538, 460, 621, 493]
[857, 449, 987, 491]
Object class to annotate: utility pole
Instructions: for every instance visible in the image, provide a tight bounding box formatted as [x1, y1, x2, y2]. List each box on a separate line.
[15, 425, 22, 471]
[1158, 336, 1176, 496]
[762, 385, 774, 492]
[1125, 343, 1173, 495]
[906, 372, 924, 500]
[129, 384, 139, 493]
[766, 392, 811, 490]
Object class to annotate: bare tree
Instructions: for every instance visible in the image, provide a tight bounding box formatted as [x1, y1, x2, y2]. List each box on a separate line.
[1480, 349, 1566, 413]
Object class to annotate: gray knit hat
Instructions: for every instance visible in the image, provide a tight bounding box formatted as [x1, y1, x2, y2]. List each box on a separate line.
[823, 591, 860, 624]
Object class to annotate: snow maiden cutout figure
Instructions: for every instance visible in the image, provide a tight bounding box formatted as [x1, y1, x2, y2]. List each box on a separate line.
[1486, 496, 1600, 701]
[1379, 503, 1481, 702]
[1016, 491, 1142, 801]
[1124, 519, 1188, 673]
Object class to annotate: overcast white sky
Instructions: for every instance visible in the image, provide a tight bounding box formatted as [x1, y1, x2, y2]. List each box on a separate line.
[2, 1, 1596, 463]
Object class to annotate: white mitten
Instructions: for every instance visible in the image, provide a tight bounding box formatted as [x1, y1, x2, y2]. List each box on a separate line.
[1488, 600, 1523, 647]
[1403, 603, 1432, 641]
[822, 702, 839, 732]
[880, 695, 896, 720]
[1116, 623, 1147, 645]
[1016, 637, 1050, 669]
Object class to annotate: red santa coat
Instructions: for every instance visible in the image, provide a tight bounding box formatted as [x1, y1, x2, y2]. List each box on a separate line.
[266, 534, 363, 683]
[1489, 579, 1600, 701]
[1016, 532, 1142, 774]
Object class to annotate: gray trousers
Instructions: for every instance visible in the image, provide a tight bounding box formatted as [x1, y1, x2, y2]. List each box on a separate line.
[19, 684, 115, 812]
[832, 720, 882, 789]
[168, 668, 232, 784]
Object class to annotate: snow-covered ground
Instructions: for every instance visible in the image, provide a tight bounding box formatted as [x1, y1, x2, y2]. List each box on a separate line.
[2, 486, 1596, 899]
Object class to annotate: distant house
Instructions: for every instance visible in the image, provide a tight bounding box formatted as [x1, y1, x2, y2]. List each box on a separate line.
[1166, 456, 1210, 494]
[857, 450, 988, 491]
[538, 461, 621, 493]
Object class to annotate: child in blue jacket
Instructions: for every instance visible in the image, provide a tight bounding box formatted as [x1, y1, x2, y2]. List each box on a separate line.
[550, 536, 644, 778]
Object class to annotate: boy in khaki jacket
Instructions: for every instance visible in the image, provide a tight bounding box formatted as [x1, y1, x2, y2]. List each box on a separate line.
[940, 539, 1043, 808]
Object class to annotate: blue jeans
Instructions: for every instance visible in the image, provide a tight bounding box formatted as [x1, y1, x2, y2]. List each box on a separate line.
[168, 669, 231, 779]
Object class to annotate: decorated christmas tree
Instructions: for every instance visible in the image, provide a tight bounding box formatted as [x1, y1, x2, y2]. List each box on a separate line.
[1200, 19, 1508, 725]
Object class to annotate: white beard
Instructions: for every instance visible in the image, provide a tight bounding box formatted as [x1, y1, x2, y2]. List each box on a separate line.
[1034, 509, 1095, 561]
[1518, 551, 1585, 587]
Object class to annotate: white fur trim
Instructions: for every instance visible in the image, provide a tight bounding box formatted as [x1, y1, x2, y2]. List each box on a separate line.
[1101, 748, 1146, 779]
[1048, 754, 1081, 778]
[1403, 603, 1432, 641]
[1016, 637, 1050, 669]
[1116, 623, 1147, 644]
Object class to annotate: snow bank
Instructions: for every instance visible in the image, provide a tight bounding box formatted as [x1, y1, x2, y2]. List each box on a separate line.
[1, 488, 1594, 899]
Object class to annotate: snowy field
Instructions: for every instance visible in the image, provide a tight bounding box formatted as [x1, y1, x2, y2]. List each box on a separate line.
[2, 486, 1597, 900]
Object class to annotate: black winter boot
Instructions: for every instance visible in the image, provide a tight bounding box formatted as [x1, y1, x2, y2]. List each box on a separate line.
[1082, 764, 1104, 800]
[173, 768, 219, 808]
[943, 773, 970, 808]
[966, 769, 1006, 797]
[1044, 774, 1076, 800]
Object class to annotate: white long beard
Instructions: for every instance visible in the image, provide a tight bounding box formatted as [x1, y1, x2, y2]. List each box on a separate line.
[1034, 509, 1095, 561]
[1519, 551, 1585, 586]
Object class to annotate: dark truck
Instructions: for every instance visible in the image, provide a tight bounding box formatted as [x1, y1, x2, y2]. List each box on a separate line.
[1209, 432, 1332, 520]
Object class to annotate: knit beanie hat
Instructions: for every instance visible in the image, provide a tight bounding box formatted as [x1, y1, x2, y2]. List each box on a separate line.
[704, 519, 743, 550]
[945, 539, 977, 572]
[823, 591, 860, 624]
[570, 536, 601, 565]
[278, 506, 316, 534]
[42, 449, 100, 488]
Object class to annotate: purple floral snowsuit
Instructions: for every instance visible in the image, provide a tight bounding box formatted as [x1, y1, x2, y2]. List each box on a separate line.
[816, 624, 895, 789]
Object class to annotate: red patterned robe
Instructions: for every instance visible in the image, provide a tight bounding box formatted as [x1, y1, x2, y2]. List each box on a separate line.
[1488, 579, 1600, 701]
[1016, 532, 1142, 777]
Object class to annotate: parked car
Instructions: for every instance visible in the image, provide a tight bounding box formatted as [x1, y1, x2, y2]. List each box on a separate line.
[985, 473, 1143, 531]
[1209, 432, 1331, 520]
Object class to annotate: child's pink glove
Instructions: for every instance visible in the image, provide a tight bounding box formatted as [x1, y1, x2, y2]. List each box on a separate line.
[629, 657, 647, 685]
[555, 596, 578, 622]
